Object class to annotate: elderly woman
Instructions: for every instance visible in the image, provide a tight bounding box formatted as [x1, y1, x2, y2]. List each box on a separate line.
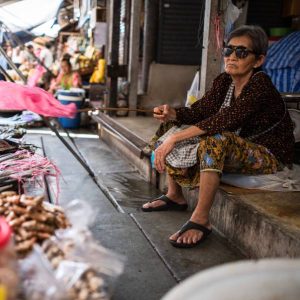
[142, 25, 295, 248]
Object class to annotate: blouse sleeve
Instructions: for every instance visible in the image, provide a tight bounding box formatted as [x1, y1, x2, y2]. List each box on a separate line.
[195, 73, 265, 135]
[175, 73, 230, 125]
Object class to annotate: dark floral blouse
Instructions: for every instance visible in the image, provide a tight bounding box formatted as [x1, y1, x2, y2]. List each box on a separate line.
[175, 71, 295, 165]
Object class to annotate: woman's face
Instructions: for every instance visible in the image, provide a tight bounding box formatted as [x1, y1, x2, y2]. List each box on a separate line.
[61, 61, 71, 74]
[224, 35, 265, 78]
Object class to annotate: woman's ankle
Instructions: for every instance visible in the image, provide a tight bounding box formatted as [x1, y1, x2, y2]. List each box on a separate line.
[166, 193, 186, 204]
[190, 213, 210, 227]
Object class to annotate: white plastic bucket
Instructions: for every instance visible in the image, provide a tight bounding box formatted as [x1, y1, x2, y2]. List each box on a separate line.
[162, 259, 300, 300]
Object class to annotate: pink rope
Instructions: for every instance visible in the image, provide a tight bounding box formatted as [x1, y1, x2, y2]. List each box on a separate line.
[213, 15, 223, 50]
[0, 150, 61, 203]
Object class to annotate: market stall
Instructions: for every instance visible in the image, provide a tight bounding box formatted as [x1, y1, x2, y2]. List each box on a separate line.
[0, 125, 124, 300]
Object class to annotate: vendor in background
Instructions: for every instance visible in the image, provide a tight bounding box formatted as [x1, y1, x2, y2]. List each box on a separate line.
[40, 42, 53, 69]
[49, 56, 82, 93]
[22, 45, 36, 68]
[12, 46, 23, 68]
[39, 42, 54, 90]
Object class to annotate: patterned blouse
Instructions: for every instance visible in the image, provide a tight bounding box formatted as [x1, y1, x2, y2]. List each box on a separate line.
[175, 71, 295, 164]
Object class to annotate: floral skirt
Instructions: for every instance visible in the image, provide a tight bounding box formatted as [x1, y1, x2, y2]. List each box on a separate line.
[149, 121, 280, 188]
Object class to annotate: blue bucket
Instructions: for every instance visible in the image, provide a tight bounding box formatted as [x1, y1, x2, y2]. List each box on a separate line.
[57, 89, 85, 129]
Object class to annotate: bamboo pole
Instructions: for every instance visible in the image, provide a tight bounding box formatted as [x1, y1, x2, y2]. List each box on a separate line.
[77, 107, 157, 114]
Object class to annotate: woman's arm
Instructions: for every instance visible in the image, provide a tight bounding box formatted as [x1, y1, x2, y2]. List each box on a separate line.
[72, 72, 82, 87]
[170, 125, 206, 142]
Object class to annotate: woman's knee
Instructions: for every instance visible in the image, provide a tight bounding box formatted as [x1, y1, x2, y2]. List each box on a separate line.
[199, 132, 228, 149]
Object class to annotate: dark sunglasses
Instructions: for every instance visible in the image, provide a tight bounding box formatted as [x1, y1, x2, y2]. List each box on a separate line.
[222, 45, 256, 59]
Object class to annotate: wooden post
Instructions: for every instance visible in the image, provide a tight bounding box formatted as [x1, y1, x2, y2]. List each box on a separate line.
[200, 0, 225, 96]
[128, 0, 142, 116]
[107, 0, 121, 115]
[141, 0, 158, 93]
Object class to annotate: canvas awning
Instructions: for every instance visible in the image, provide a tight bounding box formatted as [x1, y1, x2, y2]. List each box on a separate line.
[0, 0, 63, 38]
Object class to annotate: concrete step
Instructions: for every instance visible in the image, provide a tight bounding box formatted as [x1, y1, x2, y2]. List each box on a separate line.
[92, 112, 153, 182]
[91, 115, 300, 259]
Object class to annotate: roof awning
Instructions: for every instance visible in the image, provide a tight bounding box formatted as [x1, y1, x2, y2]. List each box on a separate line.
[0, 0, 63, 35]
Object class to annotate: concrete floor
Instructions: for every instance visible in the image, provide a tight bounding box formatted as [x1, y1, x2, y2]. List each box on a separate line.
[26, 130, 243, 300]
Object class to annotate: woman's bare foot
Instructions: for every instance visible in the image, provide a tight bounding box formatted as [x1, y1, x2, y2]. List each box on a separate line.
[169, 216, 212, 246]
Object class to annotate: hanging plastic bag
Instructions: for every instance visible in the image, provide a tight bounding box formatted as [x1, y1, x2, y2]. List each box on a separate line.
[224, 0, 243, 38]
[185, 70, 201, 107]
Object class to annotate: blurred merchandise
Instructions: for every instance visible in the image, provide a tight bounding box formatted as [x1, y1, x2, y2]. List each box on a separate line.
[0, 218, 19, 300]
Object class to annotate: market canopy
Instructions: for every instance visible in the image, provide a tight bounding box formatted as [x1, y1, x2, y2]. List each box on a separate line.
[0, 0, 63, 38]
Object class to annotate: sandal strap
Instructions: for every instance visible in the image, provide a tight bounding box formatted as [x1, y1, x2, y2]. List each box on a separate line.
[149, 194, 171, 204]
[178, 221, 212, 237]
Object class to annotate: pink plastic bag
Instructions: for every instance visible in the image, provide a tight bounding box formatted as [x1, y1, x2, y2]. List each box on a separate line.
[0, 81, 76, 118]
[27, 65, 45, 87]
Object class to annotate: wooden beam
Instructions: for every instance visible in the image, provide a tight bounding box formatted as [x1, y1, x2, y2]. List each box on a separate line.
[200, 0, 225, 96]
[107, 0, 121, 115]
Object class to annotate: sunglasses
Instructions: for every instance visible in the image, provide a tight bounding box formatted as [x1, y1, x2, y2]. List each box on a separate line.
[222, 45, 256, 59]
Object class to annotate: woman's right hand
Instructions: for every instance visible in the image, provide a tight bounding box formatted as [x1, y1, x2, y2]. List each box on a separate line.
[153, 104, 176, 122]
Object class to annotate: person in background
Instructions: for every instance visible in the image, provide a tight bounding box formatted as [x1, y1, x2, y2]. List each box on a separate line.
[11, 46, 23, 68]
[39, 42, 53, 69]
[142, 25, 295, 249]
[38, 42, 54, 90]
[22, 44, 36, 67]
[49, 56, 82, 93]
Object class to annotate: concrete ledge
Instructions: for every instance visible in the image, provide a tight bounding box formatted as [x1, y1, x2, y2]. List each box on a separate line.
[184, 187, 300, 258]
[92, 114, 300, 259]
[98, 125, 152, 181]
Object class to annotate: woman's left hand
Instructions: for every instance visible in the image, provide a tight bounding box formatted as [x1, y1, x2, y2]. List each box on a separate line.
[154, 136, 176, 173]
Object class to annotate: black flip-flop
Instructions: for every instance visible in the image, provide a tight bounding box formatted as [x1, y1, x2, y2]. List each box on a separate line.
[141, 195, 188, 212]
[169, 220, 212, 248]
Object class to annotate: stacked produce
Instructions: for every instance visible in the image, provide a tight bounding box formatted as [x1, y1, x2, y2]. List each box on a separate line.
[0, 191, 69, 257]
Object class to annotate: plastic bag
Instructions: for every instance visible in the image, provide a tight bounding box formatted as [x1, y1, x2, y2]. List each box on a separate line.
[55, 260, 109, 300]
[19, 245, 68, 300]
[222, 164, 300, 191]
[224, 0, 242, 38]
[63, 199, 99, 229]
[185, 71, 201, 107]
[42, 229, 124, 300]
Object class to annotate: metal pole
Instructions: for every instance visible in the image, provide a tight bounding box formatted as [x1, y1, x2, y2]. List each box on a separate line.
[0, 65, 14, 82]
[42, 117, 95, 179]
[0, 46, 27, 84]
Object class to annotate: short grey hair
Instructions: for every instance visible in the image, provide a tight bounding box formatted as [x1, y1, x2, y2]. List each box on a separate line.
[226, 25, 269, 56]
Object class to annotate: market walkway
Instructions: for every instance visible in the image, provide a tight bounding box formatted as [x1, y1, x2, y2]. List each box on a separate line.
[26, 130, 243, 300]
